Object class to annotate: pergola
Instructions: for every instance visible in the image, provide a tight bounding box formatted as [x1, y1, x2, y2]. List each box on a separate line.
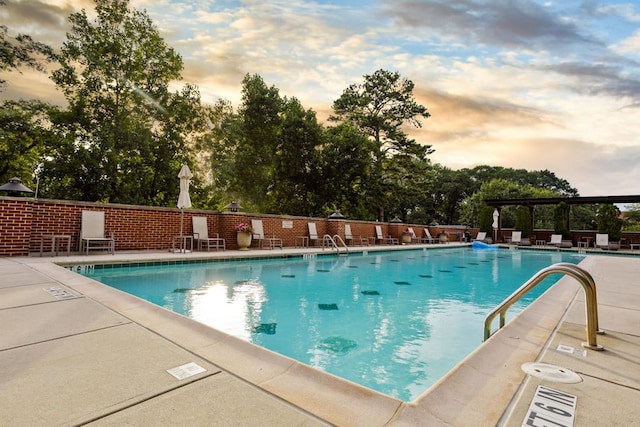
[484, 195, 640, 241]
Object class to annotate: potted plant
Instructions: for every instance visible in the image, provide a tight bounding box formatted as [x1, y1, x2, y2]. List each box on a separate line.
[235, 222, 254, 250]
[401, 228, 412, 244]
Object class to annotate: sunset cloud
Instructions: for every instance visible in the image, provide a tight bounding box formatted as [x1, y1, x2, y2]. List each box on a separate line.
[2, 0, 639, 198]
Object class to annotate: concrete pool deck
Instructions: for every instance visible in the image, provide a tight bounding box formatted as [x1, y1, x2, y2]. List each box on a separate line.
[1, 244, 639, 425]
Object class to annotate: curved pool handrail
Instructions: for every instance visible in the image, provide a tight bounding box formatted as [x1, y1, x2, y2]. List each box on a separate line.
[483, 263, 603, 350]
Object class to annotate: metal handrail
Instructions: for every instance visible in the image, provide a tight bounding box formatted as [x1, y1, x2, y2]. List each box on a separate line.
[484, 263, 604, 350]
[333, 235, 349, 254]
[321, 234, 348, 254]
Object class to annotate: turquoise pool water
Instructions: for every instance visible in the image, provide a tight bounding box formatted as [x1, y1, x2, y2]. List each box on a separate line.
[82, 247, 585, 401]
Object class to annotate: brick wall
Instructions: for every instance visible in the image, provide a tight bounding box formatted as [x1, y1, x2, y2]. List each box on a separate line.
[1, 197, 448, 256]
[0, 199, 33, 255]
[10, 196, 639, 257]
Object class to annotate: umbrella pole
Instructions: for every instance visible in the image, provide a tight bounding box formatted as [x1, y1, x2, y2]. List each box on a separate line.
[180, 209, 184, 252]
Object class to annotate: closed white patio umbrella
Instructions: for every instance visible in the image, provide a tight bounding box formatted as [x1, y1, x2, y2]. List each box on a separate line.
[177, 163, 193, 252]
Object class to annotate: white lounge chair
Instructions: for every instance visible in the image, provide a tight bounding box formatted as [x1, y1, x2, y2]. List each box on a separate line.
[345, 224, 367, 246]
[192, 216, 225, 251]
[595, 233, 618, 250]
[406, 227, 421, 244]
[548, 234, 562, 246]
[512, 231, 531, 246]
[308, 222, 321, 246]
[375, 225, 398, 245]
[423, 228, 437, 244]
[473, 231, 487, 242]
[251, 219, 283, 249]
[548, 234, 573, 248]
[80, 210, 115, 255]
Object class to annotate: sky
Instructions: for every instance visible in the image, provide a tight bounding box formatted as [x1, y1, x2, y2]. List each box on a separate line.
[2, 0, 640, 199]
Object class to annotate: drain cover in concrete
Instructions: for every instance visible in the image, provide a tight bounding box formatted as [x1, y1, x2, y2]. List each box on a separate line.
[43, 287, 75, 300]
[521, 362, 582, 383]
[167, 362, 206, 380]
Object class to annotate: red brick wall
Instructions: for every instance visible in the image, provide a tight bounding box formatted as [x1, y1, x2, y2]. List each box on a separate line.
[8, 196, 639, 256]
[0, 199, 33, 255]
[0, 197, 407, 256]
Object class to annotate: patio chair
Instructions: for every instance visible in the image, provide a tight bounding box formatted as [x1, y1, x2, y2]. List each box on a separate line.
[406, 227, 421, 244]
[473, 231, 487, 242]
[192, 216, 225, 251]
[548, 234, 573, 248]
[308, 222, 321, 246]
[548, 234, 562, 246]
[345, 224, 367, 246]
[595, 233, 618, 250]
[80, 210, 115, 255]
[423, 228, 437, 244]
[509, 231, 531, 246]
[513, 231, 531, 246]
[251, 219, 283, 249]
[375, 225, 398, 245]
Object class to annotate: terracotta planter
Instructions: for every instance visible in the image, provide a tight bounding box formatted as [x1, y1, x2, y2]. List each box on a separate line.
[237, 232, 252, 250]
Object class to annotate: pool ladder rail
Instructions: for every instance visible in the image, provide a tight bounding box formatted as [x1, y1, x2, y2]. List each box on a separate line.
[321, 234, 349, 255]
[484, 262, 604, 350]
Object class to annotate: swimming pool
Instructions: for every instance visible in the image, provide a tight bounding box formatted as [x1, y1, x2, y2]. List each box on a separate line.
[82, 247, 585, 401]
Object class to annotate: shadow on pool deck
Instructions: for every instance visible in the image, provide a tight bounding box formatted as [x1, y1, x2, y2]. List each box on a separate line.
[1, 245, 639, 425]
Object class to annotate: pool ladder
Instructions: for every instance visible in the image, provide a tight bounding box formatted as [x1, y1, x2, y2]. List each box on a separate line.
[321, 234, 349, 255]
[484, 263, 604, 350]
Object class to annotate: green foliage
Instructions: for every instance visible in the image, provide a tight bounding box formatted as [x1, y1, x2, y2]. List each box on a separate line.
[597, 204, 622, 241]
[232, 74, 282, 210]
[268, 97, 323, 215]
[460, 178, 527, 228]
[464, 166, 578, 197]
[428, 165, 474, 225]
[514, 206, 533, 237]
[317, 123, 375, 219]
[479, 206, 495, 233]
[43, 0, 199, 205]
[0, 0, 56, 90]
[553, 202, 571, 238]
[623, 203, 640, 230]
[330, 69, 432, 221]
[0, 100, 63, 188]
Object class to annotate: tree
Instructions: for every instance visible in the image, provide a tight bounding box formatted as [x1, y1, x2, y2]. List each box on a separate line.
[45, 0, 200, 205]
[597, 204, 622, 241]
[0, 0, 56, 91]
[460, 178, 528, 229]
[465, 166, 579, 197]
[196, 99, 238, 208]
[514, 206, 533, 237]
[317, 123, 376, 219]
[553, 202, 571, 238]
[0, 100, 63, 187]
[230, 74, 283, 210]
[268, 97, 323, 215]
[330, 69, 432, 220]
[430, 166, 475, 225]
[622, 204, 640, 231]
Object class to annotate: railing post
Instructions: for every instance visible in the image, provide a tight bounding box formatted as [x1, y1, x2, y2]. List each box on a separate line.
[483, 263, 603, 350]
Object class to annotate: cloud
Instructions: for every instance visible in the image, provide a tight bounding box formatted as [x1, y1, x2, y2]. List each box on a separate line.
[2, 0, 640, 197]
[430, 136, 640, 196]
[385, 0, 599, 50]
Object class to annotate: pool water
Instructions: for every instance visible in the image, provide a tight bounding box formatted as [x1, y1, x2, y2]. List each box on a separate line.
[82, 247, 584, 401]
